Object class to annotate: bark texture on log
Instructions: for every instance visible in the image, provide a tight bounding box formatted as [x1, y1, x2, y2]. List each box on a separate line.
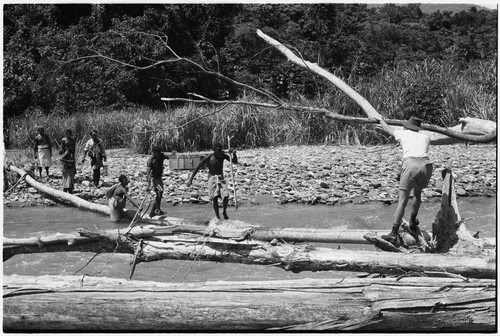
[3, 275, 495, 331]
[4, 226, 496, 278]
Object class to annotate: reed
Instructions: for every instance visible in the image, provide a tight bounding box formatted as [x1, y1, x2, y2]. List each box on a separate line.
[5, 59, 496, 152]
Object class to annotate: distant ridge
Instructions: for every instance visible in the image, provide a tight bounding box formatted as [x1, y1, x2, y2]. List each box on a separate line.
[367, 3, 495, 14]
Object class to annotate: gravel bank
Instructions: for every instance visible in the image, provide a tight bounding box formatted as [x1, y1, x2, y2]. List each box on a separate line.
[4, 144, 496, 208]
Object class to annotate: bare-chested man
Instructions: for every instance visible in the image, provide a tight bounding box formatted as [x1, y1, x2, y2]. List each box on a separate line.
[187, 143, 237, 220]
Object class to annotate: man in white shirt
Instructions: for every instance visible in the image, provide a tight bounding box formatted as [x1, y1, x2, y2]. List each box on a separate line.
[378, 116, 434, 246]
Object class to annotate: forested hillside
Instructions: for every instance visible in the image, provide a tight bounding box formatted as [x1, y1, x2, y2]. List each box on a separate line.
[3, 4, 497, 150]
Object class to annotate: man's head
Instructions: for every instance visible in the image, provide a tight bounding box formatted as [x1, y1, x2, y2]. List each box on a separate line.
[403, 116, 423, 132]
[152, 145, 162, 155]
[118, 174, 129, 185]
[213, 142, 223, 156]
[37, 126, 45, 134]
[65, 129, 73, 137]
[90, 130, 98, 139]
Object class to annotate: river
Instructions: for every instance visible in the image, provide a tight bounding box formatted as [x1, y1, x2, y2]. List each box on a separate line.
[3, 196, 496, 283]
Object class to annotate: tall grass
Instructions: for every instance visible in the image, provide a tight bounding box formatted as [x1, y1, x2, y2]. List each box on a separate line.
[5, 59, 496, 153]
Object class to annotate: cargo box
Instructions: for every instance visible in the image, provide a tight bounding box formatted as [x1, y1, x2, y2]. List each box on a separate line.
[169, 152, 209, 170]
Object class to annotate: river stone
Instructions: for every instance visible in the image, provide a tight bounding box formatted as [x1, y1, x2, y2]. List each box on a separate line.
[27, 187, 37, 194]
[319, 181, 330, 189]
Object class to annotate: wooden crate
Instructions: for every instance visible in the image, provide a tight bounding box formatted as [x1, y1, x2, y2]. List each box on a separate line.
[169, 153, 208, 170]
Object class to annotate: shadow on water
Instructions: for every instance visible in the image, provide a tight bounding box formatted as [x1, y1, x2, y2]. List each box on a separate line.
[3, 196, 496, 283]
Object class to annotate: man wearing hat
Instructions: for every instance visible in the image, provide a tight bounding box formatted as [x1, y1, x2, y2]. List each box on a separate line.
[378, 116, 433, 246]
[81, 130, 107, 187]
[33, 126, 52, 179]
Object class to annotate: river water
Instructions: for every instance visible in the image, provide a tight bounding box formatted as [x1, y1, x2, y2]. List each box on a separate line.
[3, 196, 496, 283]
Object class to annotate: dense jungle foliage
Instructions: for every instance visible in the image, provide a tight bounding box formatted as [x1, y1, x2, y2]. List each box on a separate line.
[4, 4, 497, 151]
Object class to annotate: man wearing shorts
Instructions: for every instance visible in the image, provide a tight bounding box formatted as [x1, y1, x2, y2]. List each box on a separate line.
[146, 146, 174, 217]
[378, 116, 433, 246]
[187, 143, 237, 220]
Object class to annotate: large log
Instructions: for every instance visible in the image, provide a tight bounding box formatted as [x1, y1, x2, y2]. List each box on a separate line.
[3, 274, 495, 331]
[8, 165, 110, 215]
[4, 224, 496, 279]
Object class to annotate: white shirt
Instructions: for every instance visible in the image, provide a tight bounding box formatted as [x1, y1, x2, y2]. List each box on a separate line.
[394, 129, 430, 159]
[84, 138, 106, 155]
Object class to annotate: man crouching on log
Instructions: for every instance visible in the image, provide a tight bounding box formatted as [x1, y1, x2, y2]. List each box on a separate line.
[187, 143, 237, 220]
[107, 174, 140, 222]
[378, 116, 434, 246]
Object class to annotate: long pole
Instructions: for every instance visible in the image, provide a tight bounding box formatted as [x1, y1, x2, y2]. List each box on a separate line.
[227, 136, 238, 210]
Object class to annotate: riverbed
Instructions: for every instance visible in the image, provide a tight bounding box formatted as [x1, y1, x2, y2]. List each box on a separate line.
[3, 196, 496, 283]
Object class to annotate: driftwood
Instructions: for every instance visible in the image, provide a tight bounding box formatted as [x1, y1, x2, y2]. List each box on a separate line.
[256, 29, 496, 144]
[4, 220, 496, 279]
[8, 165, 110, 215]
[432, 168, 496, 256]
[3, 274, 495, 331]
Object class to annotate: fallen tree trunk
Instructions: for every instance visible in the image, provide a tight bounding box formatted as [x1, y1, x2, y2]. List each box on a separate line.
[8, 165, 110, 215]
[256, 29, 496, 144]
[3, 274, 495, 331]
[4, 224, 496, 279]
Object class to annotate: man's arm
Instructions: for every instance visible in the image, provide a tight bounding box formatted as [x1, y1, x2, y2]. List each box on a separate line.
[146, 158, 152, 189]
[379, 119, 395, 137]
[228, 149, 238, 164]
[33, 137, 38, 155]
[187, 155, 210, 186]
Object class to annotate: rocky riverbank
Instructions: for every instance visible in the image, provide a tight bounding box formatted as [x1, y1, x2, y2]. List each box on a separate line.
[3, 144, 497, 208]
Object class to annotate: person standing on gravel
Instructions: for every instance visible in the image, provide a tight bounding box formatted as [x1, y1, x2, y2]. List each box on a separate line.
[187, 143, 237, 220]
[60, 149, 76, 194]
[146, 146, 175, 217]
[377, 116, 433, 246]
[81, 130, 106, 188]
[60, 129, 76, 157]
[33, 126, 52, 179]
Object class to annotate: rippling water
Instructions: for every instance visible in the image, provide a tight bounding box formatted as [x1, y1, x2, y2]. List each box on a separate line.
[3, 196, 496, 283]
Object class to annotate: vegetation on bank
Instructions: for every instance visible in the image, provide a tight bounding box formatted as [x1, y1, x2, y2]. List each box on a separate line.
[4, 4, 497, 153]
[7, 58, 497, 153]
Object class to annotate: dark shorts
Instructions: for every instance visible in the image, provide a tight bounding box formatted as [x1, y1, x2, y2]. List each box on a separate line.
[399, 157, 433, 191]
[152, 177, 164, 192]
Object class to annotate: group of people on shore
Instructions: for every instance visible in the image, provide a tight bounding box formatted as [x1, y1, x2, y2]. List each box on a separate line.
[34, 115, 431, 248]
[107, 143, 237, 223]
[33, 126, 107, 193]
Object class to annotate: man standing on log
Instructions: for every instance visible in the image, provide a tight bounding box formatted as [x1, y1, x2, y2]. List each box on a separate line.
[187, 143, 237, 220]
[377, 116, 434, 246]
[33, 126, 52, 179]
